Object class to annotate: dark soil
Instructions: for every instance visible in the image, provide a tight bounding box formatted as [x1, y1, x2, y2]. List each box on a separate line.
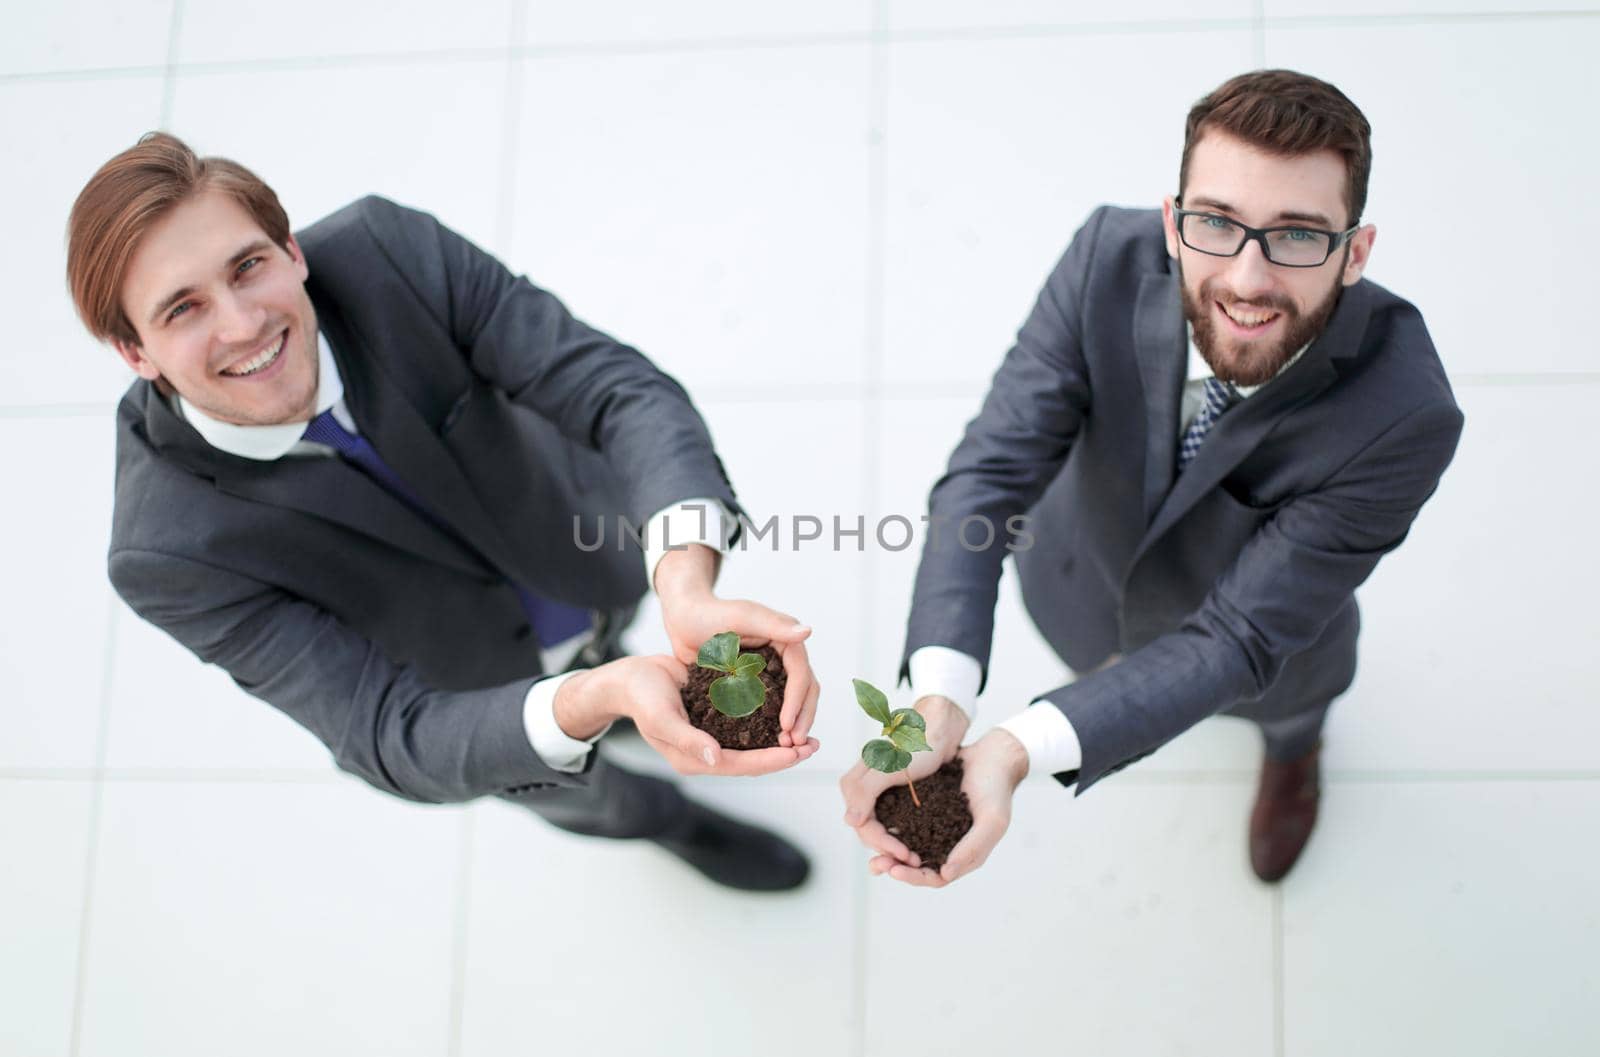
[682, 643, 785, 750]
[874, 759, 973, 870]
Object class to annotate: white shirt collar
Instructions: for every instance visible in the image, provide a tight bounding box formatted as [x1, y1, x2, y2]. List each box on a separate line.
[175, 331, 344, 461]
[1185, 323, 1309, 399]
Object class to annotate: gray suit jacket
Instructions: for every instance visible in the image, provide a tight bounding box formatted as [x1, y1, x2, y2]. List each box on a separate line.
[901, 206, 1464, 793]
[109, 195, 741, 803]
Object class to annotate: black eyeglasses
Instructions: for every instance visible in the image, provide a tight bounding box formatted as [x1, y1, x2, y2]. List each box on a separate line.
[1172, 201, 1358, 268]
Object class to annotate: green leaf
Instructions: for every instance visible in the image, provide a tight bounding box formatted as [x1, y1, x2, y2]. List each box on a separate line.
[696, 631, 740, 673]
[888, 708, 926, 733]
[852, 679, 892, 726]
[887, 723, 930, 755]
[709, 672, 766, 718]
[733, 652, 767, 678]
[861, 739, 912, 774]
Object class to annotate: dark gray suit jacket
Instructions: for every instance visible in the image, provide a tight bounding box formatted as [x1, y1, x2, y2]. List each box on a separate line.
[109, 195, 740, 803]
[901, 206, 1464, 793]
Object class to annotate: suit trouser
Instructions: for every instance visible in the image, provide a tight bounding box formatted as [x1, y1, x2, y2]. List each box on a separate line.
[496, 755, 689, 839]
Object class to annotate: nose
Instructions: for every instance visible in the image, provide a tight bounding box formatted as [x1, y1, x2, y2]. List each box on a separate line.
[1221, 236, 1277, 303]
[213, 288, 267, 346]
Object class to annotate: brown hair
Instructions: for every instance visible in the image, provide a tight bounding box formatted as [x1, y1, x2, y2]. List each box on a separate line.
[66, 131, 292, 348]
[1178, 69, 1373, 228]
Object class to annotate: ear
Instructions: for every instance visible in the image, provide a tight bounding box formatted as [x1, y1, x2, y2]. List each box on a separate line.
[1161, 195, 1180, 259]
[284, 234, 309, 282]
[112, 337, 162, 381]
[1341, 223, 1376, 287]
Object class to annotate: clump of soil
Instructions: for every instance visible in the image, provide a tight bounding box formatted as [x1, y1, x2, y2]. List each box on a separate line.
[682, 643, 785, 749]
[874, 759, 973, 870]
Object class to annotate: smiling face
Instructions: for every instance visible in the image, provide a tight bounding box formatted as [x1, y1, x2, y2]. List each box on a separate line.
[113, 188, 319, 426]
[1162, 129, 1376, 387]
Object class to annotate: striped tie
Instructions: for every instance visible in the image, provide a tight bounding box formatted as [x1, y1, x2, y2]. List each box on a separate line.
[1177, 377, 1240, 473]
[302, 410, 591, 648]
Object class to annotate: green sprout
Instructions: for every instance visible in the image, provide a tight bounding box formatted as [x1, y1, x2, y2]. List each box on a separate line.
[853, 678, 931, 807]
[696, 631, 769, 718]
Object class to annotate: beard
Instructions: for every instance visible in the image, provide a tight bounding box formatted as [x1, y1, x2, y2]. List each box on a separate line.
[1177, 252, 1344, 387]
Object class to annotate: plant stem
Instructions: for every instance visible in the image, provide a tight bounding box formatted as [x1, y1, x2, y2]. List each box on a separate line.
[907, 775, 922, 809]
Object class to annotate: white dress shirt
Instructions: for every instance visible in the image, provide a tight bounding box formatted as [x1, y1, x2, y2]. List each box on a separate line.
[171, 331, 732, 773]
[909, 328, 1308, 778]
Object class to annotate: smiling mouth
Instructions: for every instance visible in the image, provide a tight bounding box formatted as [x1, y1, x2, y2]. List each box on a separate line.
[1217, 301, 1281, 332]
[220, 329, 287, 377]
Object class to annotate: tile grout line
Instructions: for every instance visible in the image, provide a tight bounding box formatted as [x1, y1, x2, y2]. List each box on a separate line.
[66, 594, 123, 1057]
[492, 0, 528, 262]
[8, 8, 1600, 84]
[158, 0, 184, 127]
[445, 810, 478, 1057]
[1253, 0, 1267, 66]
[1272, 885, 1285, 1057]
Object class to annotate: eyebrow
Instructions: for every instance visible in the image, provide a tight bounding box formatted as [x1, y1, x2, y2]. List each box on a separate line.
[147, 238, 276, 325]
[1185, 197, 1336, 230]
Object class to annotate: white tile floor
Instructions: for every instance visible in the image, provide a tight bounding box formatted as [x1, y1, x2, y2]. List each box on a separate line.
[4, 3, 1598, 1055]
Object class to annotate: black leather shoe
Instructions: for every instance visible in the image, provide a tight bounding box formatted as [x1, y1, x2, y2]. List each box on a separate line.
[1249, 740, 1321, 883]
[648, 799, 810, 892]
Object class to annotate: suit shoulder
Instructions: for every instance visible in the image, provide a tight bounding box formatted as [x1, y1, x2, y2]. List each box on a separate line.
[1343, 280, 1463, 430]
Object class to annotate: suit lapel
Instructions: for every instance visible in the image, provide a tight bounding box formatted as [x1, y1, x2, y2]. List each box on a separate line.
[1131, 279, 1371, 567]
[138, 382, 493, 579]
[311, 286, 531, 584]
[1133, 272, 1187, 524]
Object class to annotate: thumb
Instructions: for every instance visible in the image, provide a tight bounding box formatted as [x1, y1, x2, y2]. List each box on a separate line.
[728, 601, 810, 644]
[680, 727, 722, 769]
[844, 768, 890, 826]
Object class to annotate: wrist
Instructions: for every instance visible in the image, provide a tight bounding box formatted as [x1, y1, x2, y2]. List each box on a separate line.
[913, 693, 970, 749]
[552, 669, 615, 741]
[984, 727, 1031, 786]
[654, 544, 719, 605]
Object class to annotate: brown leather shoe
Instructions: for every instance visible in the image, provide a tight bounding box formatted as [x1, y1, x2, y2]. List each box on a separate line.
[1249, 740, 1321, 883]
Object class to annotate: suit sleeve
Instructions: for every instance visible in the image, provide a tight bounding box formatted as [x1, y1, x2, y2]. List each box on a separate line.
[1037, 401, 1464, 793]
[109, 547, 591, 803]
[899, 208, 1106, 688]
[365, 196, 742, 530]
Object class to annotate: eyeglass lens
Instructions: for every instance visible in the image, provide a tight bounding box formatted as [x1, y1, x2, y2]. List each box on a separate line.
[1180, 213, 1332, 266]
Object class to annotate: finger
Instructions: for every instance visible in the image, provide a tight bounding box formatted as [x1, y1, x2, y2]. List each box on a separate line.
[792, 675, 820, 745]
[774, 638, 814, 736]
[645, 654, 690, 685]
[941, 815, 1006, 883]
[849, 815, 917, 866]
[723, 600, 810, 647]
[642, 706, 722, 770]
[839, 764, 894, 827]
[705, 745, 803, 777]
[886, 863, 947, 888]
[868, 854, 898, 876]
[794, 737, 821, 760]
[640, 734, 706, 777]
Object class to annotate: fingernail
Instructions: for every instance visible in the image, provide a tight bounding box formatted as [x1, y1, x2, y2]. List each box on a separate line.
[791, 624, 812, 635]
[701, 748, 716, 766]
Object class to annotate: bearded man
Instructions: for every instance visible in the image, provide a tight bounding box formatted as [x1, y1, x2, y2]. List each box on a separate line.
[841, 69, 1464, 885]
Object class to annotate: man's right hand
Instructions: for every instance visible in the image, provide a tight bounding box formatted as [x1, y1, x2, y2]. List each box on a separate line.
[554, 655, 820, 777]
[838, 693, 971, 868]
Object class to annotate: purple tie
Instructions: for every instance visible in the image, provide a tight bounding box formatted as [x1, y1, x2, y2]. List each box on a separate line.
[301, 410, 591, 649]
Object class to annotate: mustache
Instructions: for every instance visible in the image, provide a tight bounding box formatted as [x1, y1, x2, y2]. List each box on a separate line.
[1199, 279, 1296, 316]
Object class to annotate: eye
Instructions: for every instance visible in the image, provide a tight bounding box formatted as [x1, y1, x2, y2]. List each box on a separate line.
[1282, 229, 1315, 242]
[236, 256, 263, 275]
[166, 301, 192, 322]
[1201, 215, 1232, 230]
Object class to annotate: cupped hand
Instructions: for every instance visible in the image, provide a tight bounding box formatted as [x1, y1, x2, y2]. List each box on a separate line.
[839, 694, 970, 868]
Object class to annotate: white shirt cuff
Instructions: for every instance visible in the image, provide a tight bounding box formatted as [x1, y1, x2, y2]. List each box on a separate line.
[644, 498, 733, 593]
[998, 702, 1083, 779]
[907, 645, 982, 725]
[522, 671, 609, 773]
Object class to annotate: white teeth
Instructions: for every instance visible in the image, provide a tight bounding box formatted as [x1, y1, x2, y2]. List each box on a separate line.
[1223, 304, 1278, 327]
[222, 334, 285, 377]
